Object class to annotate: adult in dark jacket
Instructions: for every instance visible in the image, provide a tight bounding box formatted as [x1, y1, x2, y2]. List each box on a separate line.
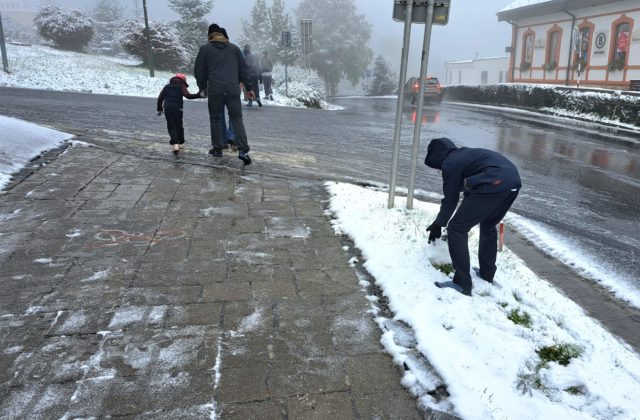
[156, 73, 202, 154]
[243, 44, 262, 107]
[194, 23, 255, 164]
[260, 50, 274, 100]
[424, 137, 521, 296]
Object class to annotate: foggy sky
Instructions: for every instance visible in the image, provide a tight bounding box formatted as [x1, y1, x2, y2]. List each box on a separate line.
[44, 0, 513, 80]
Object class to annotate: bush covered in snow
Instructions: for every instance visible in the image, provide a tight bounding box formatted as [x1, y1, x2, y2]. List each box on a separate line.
[272, 64, 326, 108]
[119, 20, 189, 71]
[34, 6, 95, 52]
[444, 84, 640, 128]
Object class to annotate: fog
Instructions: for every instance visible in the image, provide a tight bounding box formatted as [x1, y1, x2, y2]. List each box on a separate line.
[42, 0, 513, 81]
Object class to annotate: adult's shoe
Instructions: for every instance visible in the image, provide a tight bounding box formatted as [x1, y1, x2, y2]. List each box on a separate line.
[257, 99, 263, 107]
[434, 281, 472, 297]
[209, 149, 222, 157]
[473, 267, 493, 284]
[238, 152, 252, 165]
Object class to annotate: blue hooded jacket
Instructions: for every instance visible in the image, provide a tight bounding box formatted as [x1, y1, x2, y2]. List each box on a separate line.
[424, 138, 521, 226]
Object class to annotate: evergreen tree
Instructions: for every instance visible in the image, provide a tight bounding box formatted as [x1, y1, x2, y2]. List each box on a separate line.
[240, 0, 271, 55]
[168, 0, 213, 60]
[269, 0, 298, 65]
[296, 0, 372, 96]
[91, 0, 125, 56]
[369, 55, 397, 96]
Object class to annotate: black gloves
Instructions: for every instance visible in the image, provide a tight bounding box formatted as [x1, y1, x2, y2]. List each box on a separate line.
[426, 222, 442, 244]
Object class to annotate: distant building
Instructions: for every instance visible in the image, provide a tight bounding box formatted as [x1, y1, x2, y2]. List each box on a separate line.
[1, 0, 40, 27]
[497, 0, 640, 89]
[444, 56, 510, 85]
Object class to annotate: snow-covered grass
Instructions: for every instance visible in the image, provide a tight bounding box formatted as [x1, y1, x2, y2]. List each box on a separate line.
[0, 115, 73, 190]
[0, 43, 335, 109]
[327, 181, 640, 420]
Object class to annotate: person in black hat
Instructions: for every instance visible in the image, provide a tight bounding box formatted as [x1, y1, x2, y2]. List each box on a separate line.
[242, 44, 262, 107]
[424, 137, 521, 296]
[194, 23, 255, 164]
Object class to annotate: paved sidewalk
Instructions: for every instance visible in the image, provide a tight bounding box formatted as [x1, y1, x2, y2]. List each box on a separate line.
[0, 144, 424, 419]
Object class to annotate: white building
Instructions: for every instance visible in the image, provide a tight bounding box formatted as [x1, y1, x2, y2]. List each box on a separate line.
[497, 0, 640, 89]
[0, 0, 40, 27]
[444, 56, 510, 85]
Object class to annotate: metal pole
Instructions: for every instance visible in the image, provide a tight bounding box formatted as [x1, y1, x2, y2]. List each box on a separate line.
[284, 44, 289, 96]
[387, 0, 414, 208]
[142, 0, 155, 77]
[406, 0, 434, 209]
[0, 10, 9, 73]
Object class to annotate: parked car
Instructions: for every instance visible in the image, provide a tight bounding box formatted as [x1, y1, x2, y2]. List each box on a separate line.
[404, 76, 443, 104]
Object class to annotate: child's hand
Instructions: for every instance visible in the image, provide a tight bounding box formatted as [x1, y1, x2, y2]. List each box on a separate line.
[199, 91, 207, 98]
[156, 111, 162, 116]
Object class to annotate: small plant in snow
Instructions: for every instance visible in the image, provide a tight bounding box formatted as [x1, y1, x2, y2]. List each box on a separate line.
[34, 5, 95, 52]
[432, 263, 454, 276]
[507, 308, 532, 328]
[537, 343, 583, 367]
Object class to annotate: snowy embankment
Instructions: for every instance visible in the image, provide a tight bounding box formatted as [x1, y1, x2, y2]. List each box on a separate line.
[0, 43, 335, 109]
[327, 181, 640, 420]
[0, 115, 73, 190]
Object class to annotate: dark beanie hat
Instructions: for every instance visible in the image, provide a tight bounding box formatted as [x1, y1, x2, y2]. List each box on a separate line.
[220, 27, 229, 39]
[208, 23, 222, 35]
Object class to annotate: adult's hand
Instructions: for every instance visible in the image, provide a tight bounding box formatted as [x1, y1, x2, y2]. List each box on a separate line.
[199, 90, 207, 98]
[156, 111, 162, 116]
[426, 222, 442, 244]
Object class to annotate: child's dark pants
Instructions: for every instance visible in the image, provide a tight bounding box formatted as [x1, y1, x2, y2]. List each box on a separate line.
[165, 108, 184, 145]
[447, 190, 519, 290]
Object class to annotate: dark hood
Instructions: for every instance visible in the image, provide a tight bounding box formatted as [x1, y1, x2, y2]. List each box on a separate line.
[170, 76, 188, 87]
[424, 137, 457, 169]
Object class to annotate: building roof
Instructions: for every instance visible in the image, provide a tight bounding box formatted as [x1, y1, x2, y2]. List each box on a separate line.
[497, 0, 622, 21]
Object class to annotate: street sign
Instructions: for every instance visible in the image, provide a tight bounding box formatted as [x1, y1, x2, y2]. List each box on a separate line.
[281, 31, 291, 48]
[393, 0, 450, 25]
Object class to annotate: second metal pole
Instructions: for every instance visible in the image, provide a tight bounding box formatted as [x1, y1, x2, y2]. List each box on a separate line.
[387, 1, 414, 208]
[0, 10, 10, 73]
[406, 0, 435, 209]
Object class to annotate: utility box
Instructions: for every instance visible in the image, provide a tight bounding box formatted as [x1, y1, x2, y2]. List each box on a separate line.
[393, 0, 450, 25]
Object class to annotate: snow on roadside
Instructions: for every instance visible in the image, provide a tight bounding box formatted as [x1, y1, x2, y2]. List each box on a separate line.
[0, 115, 73, 190]
[327, 181, 640, 420]
[0, 43, 339, 110]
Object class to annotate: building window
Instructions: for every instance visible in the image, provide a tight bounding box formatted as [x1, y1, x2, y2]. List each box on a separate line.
[610, 22, 630, 71]
[481, 71, 488, 84]
[546, 30, 560, 71]
[499, 71, 504, 83]
[521, 32, 534, 69]
[577, 27, 591, 69]
[458, 70, 461, 84]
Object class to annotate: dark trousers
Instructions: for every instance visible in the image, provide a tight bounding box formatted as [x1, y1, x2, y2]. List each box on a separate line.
[447, 190, 519, 289]
[262, 75, 273, 96]
[207, 94, 249, 153]
[165, 109, 184, 145]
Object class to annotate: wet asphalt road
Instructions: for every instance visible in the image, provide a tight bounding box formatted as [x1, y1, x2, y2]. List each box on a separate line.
[1, 87, 638, 291]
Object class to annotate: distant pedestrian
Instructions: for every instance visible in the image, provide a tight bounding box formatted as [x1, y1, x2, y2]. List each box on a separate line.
[156, 73, 203, 155]
[243, 44, 262, 107]
[194, 23, 255, 164]
[260, 50, 274, 100]
[424, 137, 521, 296]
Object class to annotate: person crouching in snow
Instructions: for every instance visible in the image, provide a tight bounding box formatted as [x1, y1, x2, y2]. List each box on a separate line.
[157, 73, 203, 155]
[424, 137, 521, 297]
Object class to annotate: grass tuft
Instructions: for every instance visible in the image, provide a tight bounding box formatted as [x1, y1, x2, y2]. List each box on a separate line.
[432, 263, 454, 276]
[507, 309, 532, 328]
[537, 343, 583, 367]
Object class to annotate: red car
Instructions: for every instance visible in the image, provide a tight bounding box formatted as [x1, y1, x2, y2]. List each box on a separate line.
[405, 76, 443, 104]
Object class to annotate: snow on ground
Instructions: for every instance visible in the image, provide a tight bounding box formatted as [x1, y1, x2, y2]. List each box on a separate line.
[0, 115, 73, 190]
[327, 181, 640, 420]
[0, 43, 338, 110]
